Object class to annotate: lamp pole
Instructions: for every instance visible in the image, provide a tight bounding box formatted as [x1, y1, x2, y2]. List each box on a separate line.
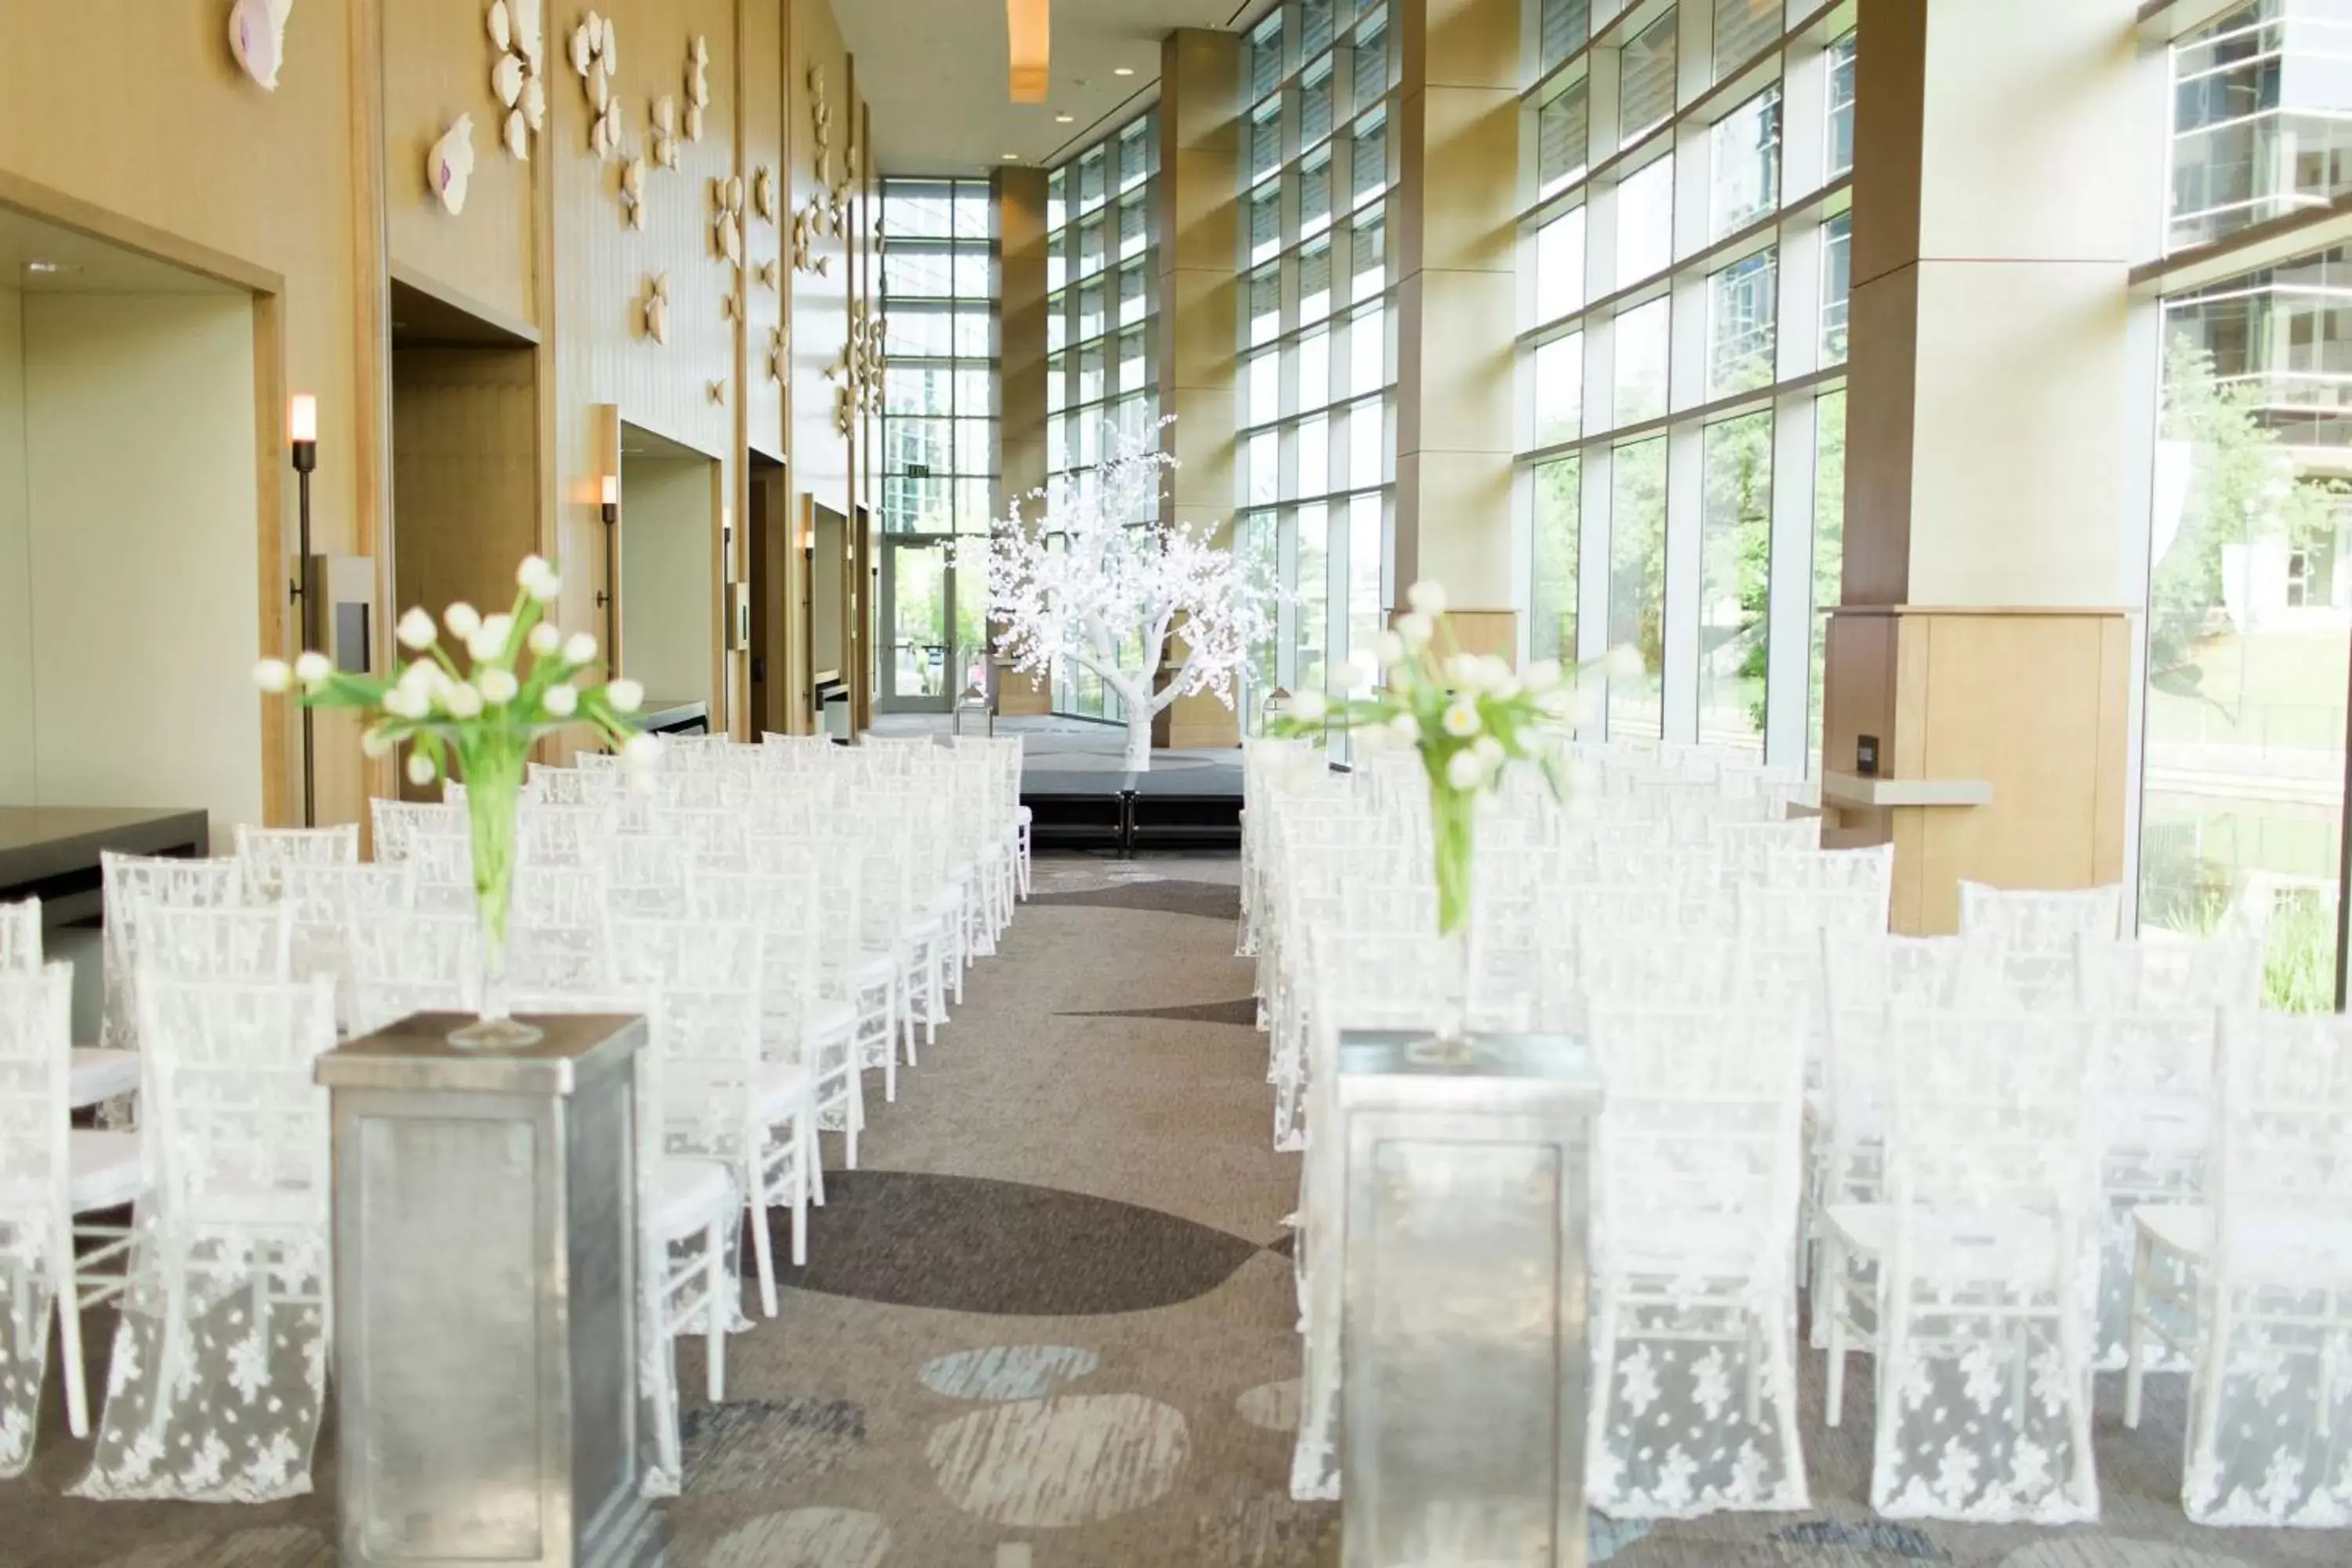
[597, 474, 620, 670]
[289, 394, 318, 826]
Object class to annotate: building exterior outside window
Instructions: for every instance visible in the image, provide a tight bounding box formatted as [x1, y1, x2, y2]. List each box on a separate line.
[1236, 0, 1397, 735]
[1518, 2, 1853, 767]
[2138, 0, 2352, 1009]
[1044, 111, 1160, 721]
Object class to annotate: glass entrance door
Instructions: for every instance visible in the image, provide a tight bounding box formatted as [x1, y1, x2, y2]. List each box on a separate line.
[880, 538, 954, 712]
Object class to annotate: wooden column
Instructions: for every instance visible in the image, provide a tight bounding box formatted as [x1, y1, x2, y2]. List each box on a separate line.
[994, 165, 1051, 717]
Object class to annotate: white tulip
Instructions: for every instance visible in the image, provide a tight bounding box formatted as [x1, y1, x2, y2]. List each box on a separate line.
[542, 682, 579, 717]
[1445, 652, 1485, 691]
[604, 677, 644, 713]
[469, 615, 515, 663]
[396, 607, 438, 650]
[564, 632, 600, 667]
[517, 555, 561, 602]
[1345, 648, 1382, 691]
[1388, 711, 1421, 746]
[478, 668, 519, 705]
[294, 651, 332, 685]
[1606, 643, 1646, 680]
[444, 601, 482, 640]
[621, 731, 662, 769]
[1525, 658, 1564, 692]
[1445, 747, 1486, 790]
[361, 726, 395, 758]
[381, 684, 426, 720]
[252, 658, 292, 693]
[406, 753, 437, 786]
[1374, 630, 1406, 666]
[1396, 612, 1432, 648]
[443, 682, 485, 720]
[1475, 734, 1504, 765]
[528, 622, 563, 657]
[1406, 580, 1447, 615]
[1290, 688, 1328, 724]
[1441, 696, 1481, 738]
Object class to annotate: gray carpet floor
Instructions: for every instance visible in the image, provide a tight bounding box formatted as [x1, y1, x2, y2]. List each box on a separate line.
[0, 851, 2343, 1565]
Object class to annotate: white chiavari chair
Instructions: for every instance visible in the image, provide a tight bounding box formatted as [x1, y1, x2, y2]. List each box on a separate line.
[231, 824, 359, 901]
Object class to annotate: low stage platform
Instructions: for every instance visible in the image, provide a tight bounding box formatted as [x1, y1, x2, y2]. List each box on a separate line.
[867, 714, 1242, 855]
[0, 805, 209, 925]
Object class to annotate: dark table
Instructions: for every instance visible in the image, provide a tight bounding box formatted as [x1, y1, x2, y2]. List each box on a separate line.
[0, 806, 209, 926]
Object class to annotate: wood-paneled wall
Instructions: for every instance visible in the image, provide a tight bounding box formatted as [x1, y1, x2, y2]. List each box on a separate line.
[0, 0, 880, 820]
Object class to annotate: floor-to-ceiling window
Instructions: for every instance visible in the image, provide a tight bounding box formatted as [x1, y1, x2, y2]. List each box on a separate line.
[1236, 0, 1396, 734]
[1518, 0, 1852, 768]
[1044, 111, 1160, 721]
[2138, 2, 2352, 1008]
[880, 178, 996, 708]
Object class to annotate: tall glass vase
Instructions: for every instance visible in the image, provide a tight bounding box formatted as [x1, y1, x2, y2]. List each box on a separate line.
[1421, 776, 1479, 1061]
[448, 748, 542, 1050]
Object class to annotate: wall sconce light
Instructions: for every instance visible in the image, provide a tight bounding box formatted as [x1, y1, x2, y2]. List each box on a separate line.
[597, 474, 620, 662]
[288, 394, 318, 825]
[800, 525, 815, 556]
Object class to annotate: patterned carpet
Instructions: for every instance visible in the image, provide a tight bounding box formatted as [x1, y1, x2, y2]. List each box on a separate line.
[0, 852, 2343, 1565]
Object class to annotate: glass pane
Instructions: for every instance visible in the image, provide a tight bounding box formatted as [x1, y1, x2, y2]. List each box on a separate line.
[1809, 388, 1845, 775]
[1246, 350, 1279, 425]
[1715, 0, 1780, 78]
[1826, 31, 1857, 178]
[1298, 503, 1330, 695]
[1608, 437, 1668, 740]
[1303, 151, 1334, 235]
[1348, 493, 1384, 692]
[1617, 154, 1674, 287]
[1620, 10, 1679, 145]
[1305, 0, 1336, 58]
[1534, 331, 1583, 446]
[1250, 265, 1284, 345]
[1708, 249, 1778, 397]
[1304, 56, 1337, 147]
[1352, 206, 1388, 300]
[1538, 78, 1591, 198]
[1821, 212, 1852, 365]
[1531, 456, 1581, 663]
[1303, 328, 1332, 409]
[1535, 205, 1586, 323]
[1349, 395, 1385, 485]
[1613, 297, 1669, 425]
[1349, 303, 1386, 397]
[1302, 414, 1330, 496]
[1355, 13, 1390, 112]
[1251, 181, 1283, 262]
[1700, 412, 1772, 756]
[1303, 241, 1336, 325]
[1541, 0, 1591, 73]
[1252, 101, 1286, 182]
[888, 544, 949, 699]
[2140, 245, 2352, 1007]
[1711, 85, 1781, 238]
[1352, 111, 1389, 205]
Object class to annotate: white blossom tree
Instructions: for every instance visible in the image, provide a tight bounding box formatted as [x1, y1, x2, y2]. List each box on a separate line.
[960, 421, 1272, 771]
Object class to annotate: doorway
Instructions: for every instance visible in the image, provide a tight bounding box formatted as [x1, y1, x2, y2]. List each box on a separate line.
[618, 423, 721, 734]
[878, 536, 986, 713]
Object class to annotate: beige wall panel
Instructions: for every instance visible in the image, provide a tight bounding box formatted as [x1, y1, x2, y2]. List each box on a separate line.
[620, 452, 720, 709]
[1398, 85, 1516, 278]
[1840, 262, 1918, 607]
[1400, 266, 1515, 457]
[1163, 264, 1239, 397]
[1904, 260, 2136, 608]
[744, 0, 788, 465]
[1162, 384, 1238, 515]
[21, 293, 262, 848]
[1403, 0, 1519, 92]
[1163, 147, 1240, 277]
[0, 289, 28, 803]
[383, 0, 537, 326]
[391, 346, 540, 628]
[997, 169, 1049, 513]
[1915, 0, 2140, 266]
[788, 0, 853, 520]
[0, 2, 374, 825]
[1441, 608, 1517, 666]
[1396, 448, 1515, 608]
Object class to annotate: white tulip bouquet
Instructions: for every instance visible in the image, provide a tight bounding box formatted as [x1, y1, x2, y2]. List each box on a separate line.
[1271, 579, 1621, 939]
[254, 554, 652, 1045]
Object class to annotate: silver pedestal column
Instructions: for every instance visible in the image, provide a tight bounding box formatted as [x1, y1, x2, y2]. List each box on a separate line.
[317, 1012, 659, 1568]
[1336, 1029, 1605, 1568]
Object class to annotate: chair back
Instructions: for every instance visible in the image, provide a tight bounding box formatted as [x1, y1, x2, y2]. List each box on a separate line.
[233, 824, 360, 900]
[1958, 880, 2124, 949]
[346, 908, 479, 1034]
[0, 899, 38, 972]
[0, 964, 71, 1227]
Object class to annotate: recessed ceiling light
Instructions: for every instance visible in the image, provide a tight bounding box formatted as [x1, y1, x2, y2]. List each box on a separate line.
[1001, 152, 1020, 161]
[1113, 67, 1135, 76]
[1054, 113, 1074, 123]
[23, 260, 71, 275]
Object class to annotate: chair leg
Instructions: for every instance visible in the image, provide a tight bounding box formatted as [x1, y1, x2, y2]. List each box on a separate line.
[806, 1110, 827, 1206]
[56, 1247, 89, 1439]
[789, 1140, 808, 1269]
[1824, 1236, 1848, 1429]
[884, 977, 902, 1103]
[748, 1178, 781, 1319]
[703, 1219, 727, 1402]
[846, 1065, 865, 1169]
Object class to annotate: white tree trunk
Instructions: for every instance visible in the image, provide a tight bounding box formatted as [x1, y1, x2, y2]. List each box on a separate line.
[1122, 706, 1152, 773]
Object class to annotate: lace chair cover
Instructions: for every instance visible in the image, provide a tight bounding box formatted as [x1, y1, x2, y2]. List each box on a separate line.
[1713, 819, 1823, 887]
[99, 855, 247, 1055]
[368, 799, 466, 865]
[0, 965, 71, 1476]
[280, 864, 411, 1029]
[517, 803, 613, 867]
[509, 866, 613, 992]
[649, 806, 746, 873]
[1585, 1003, 1810, 1517]
[2078, 935, 2263, 1013]
[1814, 934, 1974, 1235]
[2090, 1010, 2215, 1371]
[231, 826, 358, 902]
[346, 909, 478, 1035]
[2181, 1011, 2352, 1526]
[1864, 1007, 2100, 1523]
[575, 750, 624, 773]
[0, 900, 38, 972]
[1957, 881, 2124, 947]
[648, 771, 751, 811]
[402, 831, 477, 913]
[131, 904, 294, 989]
[76, 975, 337, 1501]
[601, 835, 690, 918]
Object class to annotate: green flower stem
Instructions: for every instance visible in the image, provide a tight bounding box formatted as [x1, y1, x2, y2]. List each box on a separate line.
[1427, 767, 1476, 940]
